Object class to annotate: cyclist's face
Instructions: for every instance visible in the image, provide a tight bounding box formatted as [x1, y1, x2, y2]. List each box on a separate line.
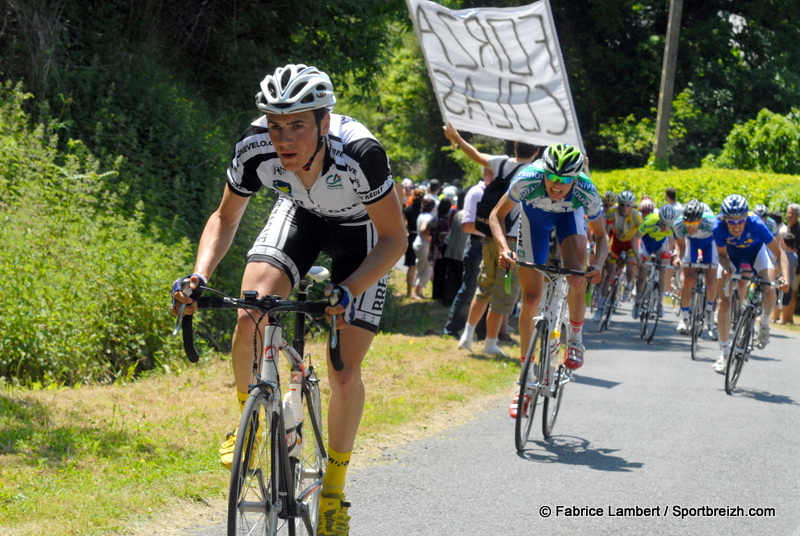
[725, 218, 746, 237]
[544, 176, 574, 200]
[266, 111, 329, 173]
[619, 203, 633, 214]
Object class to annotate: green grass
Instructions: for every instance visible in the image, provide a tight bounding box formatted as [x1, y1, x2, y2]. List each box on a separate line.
[0, 272, 520, 535]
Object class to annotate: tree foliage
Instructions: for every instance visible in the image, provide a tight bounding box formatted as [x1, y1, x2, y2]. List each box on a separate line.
[703, 108, 800, 175]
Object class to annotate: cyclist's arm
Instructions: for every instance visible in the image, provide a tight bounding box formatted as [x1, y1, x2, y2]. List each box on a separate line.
[442, 121, 492, 168]
[489, 193, 516, 267]
[767, 238, 790, 291]
[717, 244, 734, 275]
[631, 230, 643, 265]
[675, 236, 686, 260]
[337, 188, 407, 298]
[194, 185, 251, 281]
[588, 216, 609, 282]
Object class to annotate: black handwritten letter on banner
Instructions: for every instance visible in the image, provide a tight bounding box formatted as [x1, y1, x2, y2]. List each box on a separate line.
[407, 0, 583, 149]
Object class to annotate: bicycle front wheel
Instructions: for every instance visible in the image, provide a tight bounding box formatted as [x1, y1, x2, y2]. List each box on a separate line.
[726, 307, 753, 394]
[293, 372, 326, 535]
[644, 282, 660, 343]
[639, 283, 651, 338]
[515, 321, 546, 452]
[228, 390, 281, 536]
[689, 287, 705, 360]
[542, 365, 567, 439]
[600, 280, 618, 332]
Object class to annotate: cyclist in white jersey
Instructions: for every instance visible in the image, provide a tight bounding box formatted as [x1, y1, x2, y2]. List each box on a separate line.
[673, 199, 719, 335]
[172, 64, 406, 535]
[489, 144, 607, 371]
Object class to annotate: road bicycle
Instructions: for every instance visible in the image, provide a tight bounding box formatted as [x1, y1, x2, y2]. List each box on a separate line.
[724, 273, 780, 395]
[684, 262, 713, 360]
[514, 260, 587, 450]
[637, 255, 675, 343]
[597, 251, 628, 333]
[174, 266, 338, 535]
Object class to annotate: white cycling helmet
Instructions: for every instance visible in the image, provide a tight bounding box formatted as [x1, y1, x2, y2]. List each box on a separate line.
[658, 204, 679, 225]
[617, 190, 637, 206]
[256, 64, 336, 115]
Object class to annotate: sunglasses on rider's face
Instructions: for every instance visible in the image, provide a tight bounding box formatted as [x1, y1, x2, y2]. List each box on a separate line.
[684, 219, 701, 225]
[725, 217, 747, 226]
[546, 173, 575, 185]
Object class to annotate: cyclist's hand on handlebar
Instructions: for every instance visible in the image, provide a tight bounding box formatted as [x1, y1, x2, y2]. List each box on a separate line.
[778, 278, 790, 292]
[170, 273, 207, 316]
[324, 284, 356, 325]
[585, 264, 602, 284]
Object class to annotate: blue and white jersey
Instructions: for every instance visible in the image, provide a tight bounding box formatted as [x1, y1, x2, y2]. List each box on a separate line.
[673, 212, 718, 240]
[227, 114, 394, 224]
[713, 214, 774, 254]
[507, 163, 603, 221]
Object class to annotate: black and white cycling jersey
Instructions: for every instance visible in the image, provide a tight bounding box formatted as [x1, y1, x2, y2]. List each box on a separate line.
[226, 114, 394, 224]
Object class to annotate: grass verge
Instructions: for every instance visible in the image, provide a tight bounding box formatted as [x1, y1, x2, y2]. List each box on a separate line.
[0, 272, 520, 535]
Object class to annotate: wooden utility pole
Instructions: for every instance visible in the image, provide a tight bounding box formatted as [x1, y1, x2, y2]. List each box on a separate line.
[653, 0, 683, 170]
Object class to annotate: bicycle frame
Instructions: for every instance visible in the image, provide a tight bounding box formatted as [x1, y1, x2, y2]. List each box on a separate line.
[514, 261, 585, 449]
[724, 272, 778, 394]
[175, 266, 333, 536]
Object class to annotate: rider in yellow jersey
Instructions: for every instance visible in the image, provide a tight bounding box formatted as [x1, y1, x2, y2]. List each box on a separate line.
[593, 191, 642, 321]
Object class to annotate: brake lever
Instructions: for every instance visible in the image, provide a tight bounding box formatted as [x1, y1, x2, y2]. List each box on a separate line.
[172, 302, 188, 336]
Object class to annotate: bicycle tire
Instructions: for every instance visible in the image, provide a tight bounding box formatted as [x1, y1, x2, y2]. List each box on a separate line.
[689, 286, 705, 360]
[729, 288, 741, 335]
[289, 371, 326, 535]
[726, 307, 753, 394]
[645, 282, 660, 343]
[542, 365, 566, 439]
[228, 390, 281, 536]
[639, 283, 651, 339]
[515, 321, 545, 452]
[600, 278, 618, 332]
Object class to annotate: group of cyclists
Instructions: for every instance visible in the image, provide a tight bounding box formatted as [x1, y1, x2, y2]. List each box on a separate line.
[170, 62, 793, 536]
[589, 188, 790, 373]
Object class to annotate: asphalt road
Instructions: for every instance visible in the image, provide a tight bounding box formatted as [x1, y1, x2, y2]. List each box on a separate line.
[185, 301, 800, 535]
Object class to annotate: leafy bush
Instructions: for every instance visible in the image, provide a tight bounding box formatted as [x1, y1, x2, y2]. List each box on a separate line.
[0, 81, 192, 385]
[591, 167, 800, 213]
[704, 108, 800, 174]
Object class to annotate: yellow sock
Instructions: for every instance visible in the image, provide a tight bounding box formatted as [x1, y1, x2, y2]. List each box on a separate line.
[321, 446, 351, 497]
[237, 390, 249, 412]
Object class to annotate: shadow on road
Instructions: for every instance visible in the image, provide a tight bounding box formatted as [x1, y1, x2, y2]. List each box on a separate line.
[722, 388, 799, 405]
[516, 435, 644, 472]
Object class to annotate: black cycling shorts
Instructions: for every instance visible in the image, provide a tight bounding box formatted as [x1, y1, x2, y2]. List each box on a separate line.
[247, 196, 387, 332]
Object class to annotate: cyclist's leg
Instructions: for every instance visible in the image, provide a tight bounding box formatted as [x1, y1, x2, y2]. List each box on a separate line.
[232, 262, 293, 393]
[556, 212, 588, 369]
[517, 266, 544, 360]
[515, 205, 554, 356]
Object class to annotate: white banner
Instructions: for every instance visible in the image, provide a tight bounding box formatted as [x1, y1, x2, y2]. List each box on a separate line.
[406, 0, 583, 151]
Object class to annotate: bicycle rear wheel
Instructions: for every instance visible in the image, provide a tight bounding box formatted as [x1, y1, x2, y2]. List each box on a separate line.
[689, 287, 705, 360]
[726, 307, 753, 394]
[292, 371, 326, 535]
[228, 390, 281, 536]
[644, 282, 660, 343]
[515, 321, 545, 452]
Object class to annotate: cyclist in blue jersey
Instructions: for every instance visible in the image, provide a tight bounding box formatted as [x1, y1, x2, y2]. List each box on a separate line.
[673, 200, 719, 335]
[172, 64, 406, 535]
[712, 194, 789, 373]
[489, 144, 608, 372]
